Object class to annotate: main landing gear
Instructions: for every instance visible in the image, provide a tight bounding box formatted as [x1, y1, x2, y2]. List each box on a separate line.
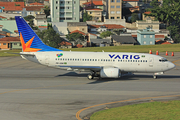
[87, 71, 99, 80]
[87, 74, 94, 80]
[153, 75, 157, 79]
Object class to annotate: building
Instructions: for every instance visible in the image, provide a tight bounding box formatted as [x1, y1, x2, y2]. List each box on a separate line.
[90, 38, 111, 47]
[67, 22, 87, 33]
[89, 24, 125, 33]
[0, 20, 18, 34]
[59, 41, 72, 48]
[85, 8, 103, 22]
[51, 0, 80, 22]
[22, 6, 44, 17]
[28, 2, 44, 6]
[0, 37, 21, 50]
[0, 15, 7, 20]
[0, 1, 24, 13]
[136, 17, 159, 33]
[123, 0, 139, 8]
[111, 35, 137, 46]
[137, 28, 155, 45]
[108, 0, 122, 20]
[33, 14, 47, 26]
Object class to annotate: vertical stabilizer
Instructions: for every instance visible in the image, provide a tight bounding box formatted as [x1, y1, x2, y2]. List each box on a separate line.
[15, 16, 62, 52]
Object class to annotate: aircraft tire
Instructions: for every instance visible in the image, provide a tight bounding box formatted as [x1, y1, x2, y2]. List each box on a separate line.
[87, 74, 94, 80]
[153, 75, 157, 79]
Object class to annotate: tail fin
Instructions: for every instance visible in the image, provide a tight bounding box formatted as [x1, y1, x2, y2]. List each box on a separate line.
[15, 16, 62, 52]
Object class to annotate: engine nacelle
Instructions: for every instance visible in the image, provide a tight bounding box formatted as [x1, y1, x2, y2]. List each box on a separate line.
[100, 67, 121, 78]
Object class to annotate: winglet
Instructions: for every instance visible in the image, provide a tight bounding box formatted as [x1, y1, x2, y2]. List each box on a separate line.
[15, 16, 62, 52]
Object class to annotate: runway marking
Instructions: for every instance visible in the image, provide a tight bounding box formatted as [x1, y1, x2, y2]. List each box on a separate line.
[76, 94, 180, 120]
[0, 83, 86, 95]
[172, 59, 180, 66]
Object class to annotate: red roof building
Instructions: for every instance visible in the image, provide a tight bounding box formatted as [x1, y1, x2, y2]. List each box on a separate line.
[59, 41, 72, 46]
[83, 1, 103, 6]
[129, 6, 139, 12]
[155, 35, 165, 39]
[85, 8, 103, 11]
[0, 37, 20, 50]
[156, 40, 171, 44]
[24, 6, 44, 11]
[90, 24, 125, 29]
[76, 44, 83, 48]
[0, 2, 25, 12]
[29, 2, 44, 6]
[123, 0, 139, 1]
[70, 30, 86, 36]
[144, 11, 151, 14]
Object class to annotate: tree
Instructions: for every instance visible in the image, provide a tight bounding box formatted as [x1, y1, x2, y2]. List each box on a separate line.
[113, 29, 123, 35]
[83, 12, 92, 22]
[146, 0, 180, 43]
[14, 0, 24, 1]
[44, 5, 50, 18]
[100, 31, 113, 38]
[24, 15, 39, 30]
[24, 15, 35, 21]
[66, 33, 85, 45]
[130, 13, 139, 23]
[167, 25, 180, 43]
[36, 28, 62, 48]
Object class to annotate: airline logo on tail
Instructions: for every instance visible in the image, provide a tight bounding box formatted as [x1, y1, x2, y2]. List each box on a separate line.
[20, 33, 41, 52]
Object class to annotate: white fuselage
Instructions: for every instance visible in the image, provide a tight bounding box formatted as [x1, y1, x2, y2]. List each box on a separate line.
[20, 51, 175, 73]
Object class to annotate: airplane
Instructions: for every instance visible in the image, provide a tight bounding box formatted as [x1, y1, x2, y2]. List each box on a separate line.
[15, 16, 175, 79]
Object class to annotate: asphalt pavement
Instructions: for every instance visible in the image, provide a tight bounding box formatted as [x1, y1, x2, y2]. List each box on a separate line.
[0, 52, 180, 120]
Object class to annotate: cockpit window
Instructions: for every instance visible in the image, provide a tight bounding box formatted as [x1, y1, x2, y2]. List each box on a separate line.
[159, 58, 168, 62]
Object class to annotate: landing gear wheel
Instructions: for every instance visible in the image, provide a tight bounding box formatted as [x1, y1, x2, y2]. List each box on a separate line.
[153, 75, 157, 79]
[87, 74, 94, 80]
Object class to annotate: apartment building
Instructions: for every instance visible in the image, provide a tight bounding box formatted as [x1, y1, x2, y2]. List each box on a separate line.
[51, 0, 80, 22]
[108, 0, 122, 20]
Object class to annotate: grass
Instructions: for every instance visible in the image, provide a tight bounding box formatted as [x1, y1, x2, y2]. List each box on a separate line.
[1, 44, 180, 57]
[62, 44, 180, 53]
[90, 100, 180, 120]
[0, 49, 21, 57]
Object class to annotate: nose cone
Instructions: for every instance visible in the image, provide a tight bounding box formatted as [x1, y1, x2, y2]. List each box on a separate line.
[169, 62, 176, 70]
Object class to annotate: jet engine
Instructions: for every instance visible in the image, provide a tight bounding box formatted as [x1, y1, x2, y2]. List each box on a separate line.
[100, 67, 121, 78]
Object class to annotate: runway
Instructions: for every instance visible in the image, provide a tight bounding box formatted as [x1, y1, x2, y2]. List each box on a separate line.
[0, 53, 180, 120]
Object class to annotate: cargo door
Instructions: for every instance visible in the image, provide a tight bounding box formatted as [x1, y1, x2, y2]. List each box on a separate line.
[45, 55, 49, 65]
[149, 57, 153, 67]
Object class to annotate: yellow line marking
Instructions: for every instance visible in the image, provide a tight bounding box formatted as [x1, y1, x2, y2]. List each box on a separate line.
[172, 59, 180, 66]
[76, 94, 180, 120]
[0, 83, 86, 95]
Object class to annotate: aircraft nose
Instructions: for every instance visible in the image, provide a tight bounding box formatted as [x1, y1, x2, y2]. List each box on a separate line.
[169, 62, 175, 69]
